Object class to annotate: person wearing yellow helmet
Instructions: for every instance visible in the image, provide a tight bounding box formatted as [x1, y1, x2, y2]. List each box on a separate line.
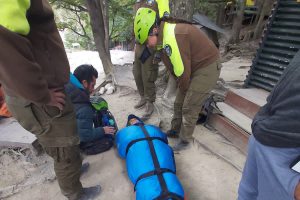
[134, 7, 222, 151]
[132, 0, 170, 121]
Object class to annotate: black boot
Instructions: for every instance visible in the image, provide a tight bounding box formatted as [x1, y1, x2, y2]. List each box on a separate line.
[79, 185, 101, 200]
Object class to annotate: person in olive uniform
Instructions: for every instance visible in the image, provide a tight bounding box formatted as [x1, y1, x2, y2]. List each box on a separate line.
[0, 1, 100, 199]
[134, 8, 221, 151]
[133, 0, 170, 120]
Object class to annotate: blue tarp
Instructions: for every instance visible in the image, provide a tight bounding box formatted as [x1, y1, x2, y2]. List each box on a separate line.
[116, 124, 185, 200]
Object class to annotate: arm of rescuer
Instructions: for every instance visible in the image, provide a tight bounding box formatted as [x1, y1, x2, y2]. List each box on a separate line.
[175, 25, 192, 92]
[174, 31, 192, 93]
[0, 0, 64, 109]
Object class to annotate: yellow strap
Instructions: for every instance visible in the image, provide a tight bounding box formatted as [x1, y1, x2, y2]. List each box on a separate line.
[156, 0, 170, 18]
[0, 0, 31, 35]
[163, 23, 184, 77]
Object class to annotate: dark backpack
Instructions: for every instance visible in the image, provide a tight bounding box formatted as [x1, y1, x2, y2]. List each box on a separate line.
[80, 135, 114, 155]
[90, 96, 118, 131]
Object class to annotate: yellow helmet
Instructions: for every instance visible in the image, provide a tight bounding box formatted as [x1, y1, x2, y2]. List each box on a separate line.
[134, 8, 157, 44]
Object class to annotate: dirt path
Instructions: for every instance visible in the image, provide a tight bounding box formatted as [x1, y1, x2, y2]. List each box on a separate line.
[1, 57, 251, 200]
[2, 88, 244, 200]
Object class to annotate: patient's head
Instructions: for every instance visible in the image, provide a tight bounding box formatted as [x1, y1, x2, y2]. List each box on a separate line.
[127, 114, 143, 126]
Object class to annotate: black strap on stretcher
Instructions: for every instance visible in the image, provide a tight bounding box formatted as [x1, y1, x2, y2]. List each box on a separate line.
[126, 137, 168, 155]
[131, 124, 184, 200]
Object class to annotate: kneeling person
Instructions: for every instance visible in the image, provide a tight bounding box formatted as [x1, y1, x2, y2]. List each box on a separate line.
[66, 65, 115, 155]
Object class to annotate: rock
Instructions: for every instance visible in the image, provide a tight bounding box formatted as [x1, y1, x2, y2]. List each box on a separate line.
[106, 86, 115, 95]
[99, 87, 106, 95]
[105, 83, 113, 90]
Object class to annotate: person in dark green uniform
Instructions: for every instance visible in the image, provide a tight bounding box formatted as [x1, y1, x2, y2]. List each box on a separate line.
[134, 8, 221, 151]
[133, 0, 170, 120]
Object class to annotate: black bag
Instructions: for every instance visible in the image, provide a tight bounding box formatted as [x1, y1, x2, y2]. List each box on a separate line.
[80, 135, 114, 155]
[94, 110, 118, 132]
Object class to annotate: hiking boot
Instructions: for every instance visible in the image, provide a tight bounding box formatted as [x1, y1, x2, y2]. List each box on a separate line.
[166, 130, 179, 138]
[134, 98, 146, 109]
[172, 140, 190, 152]
[80, 162, 90, 176]
[141, 102, 154, 121]
[79, 185, 101, 200]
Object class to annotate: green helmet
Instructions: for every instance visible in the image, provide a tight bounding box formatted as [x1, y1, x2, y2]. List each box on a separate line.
[134, 8, 157, 45]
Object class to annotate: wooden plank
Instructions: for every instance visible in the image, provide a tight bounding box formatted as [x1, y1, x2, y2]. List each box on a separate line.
[208, 114, 250, 154]
[217, 102, 253, 133]
[225, 88, 269, 119]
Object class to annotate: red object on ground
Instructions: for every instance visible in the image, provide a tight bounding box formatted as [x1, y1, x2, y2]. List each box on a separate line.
[0, 85, 12, 118]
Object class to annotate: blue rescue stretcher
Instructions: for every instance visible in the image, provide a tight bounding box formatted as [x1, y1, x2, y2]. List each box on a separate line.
[116, 123, 185, 200]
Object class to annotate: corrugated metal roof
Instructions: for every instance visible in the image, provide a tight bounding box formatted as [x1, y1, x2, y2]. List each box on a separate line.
[245, 0, 300, 91]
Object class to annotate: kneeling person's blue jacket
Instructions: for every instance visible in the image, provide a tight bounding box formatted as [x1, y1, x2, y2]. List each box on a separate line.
[65, 73, 105, 143]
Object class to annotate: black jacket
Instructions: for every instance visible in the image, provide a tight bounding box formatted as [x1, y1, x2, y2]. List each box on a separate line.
[65, 82, 105, 143]
[253, 50, 300, 147]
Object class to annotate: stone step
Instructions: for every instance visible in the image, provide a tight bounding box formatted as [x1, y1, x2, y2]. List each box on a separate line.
[0, 118, 36, 148]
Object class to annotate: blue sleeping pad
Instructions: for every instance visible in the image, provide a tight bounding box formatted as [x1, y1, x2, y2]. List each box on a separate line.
[117, 124, 184, 200]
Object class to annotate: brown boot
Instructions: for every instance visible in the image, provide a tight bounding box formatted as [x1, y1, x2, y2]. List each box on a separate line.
[141, 101, 154, 121]
[134, 97, 146, 109]
[166, 130, 179, 138]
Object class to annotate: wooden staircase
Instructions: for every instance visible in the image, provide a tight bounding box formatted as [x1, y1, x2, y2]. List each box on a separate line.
[208, 88, 269, 154]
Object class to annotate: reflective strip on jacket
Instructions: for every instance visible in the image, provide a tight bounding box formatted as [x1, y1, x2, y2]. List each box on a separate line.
[163, 22, 184, 77]
[155, 0, 170, 18]
[0, 0, 31, 35]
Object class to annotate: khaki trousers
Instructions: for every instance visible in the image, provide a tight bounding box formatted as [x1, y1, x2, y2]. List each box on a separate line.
[6, 95, 82, 200]
[133, 44, 158, 102]
[171, 60, 221, 141]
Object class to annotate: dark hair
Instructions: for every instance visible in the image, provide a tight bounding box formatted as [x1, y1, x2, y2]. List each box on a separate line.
[73, 64, 98, 83]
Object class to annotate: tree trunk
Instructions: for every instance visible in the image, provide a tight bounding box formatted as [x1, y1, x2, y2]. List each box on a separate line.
[99, 0, 110, 56]
[229, 0, 246, 44]
[254, 0, 264, 25]
[216, 2, 226, 27]
[85, 0, 113, 77]
[254, 0, 272, 39]
[170, 0, 195, 21]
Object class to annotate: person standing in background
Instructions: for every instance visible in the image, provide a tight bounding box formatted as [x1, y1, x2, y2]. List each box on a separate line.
[132, 0, 170, 120]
